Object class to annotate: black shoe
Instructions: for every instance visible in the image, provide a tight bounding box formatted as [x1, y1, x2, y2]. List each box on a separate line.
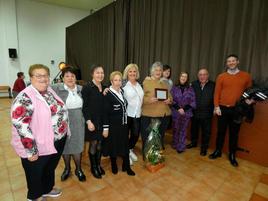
[186, 143, 197, 149]
[123, 167, 135, 176]
[91, 166, 102, 178]
[200, 149, 207, 156]
[122, 156, 135, 176]
[177, 150, 184, 154]
[122, 166, 135, 175]
[209, 150, 222, 159]
[61, 169, 70, 181]
[89, 154, 102, 179]
[229, 153, 238, 167]
[75, 169, 86, 182]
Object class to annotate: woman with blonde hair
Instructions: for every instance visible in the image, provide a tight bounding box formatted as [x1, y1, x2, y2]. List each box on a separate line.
[122, 64, 144, 164]
[102, 71, 135, 176]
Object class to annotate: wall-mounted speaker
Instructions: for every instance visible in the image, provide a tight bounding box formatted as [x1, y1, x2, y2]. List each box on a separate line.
[8, 48, 17, 58]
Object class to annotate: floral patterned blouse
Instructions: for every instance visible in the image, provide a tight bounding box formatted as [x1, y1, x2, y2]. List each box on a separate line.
[11, 91, 68, 156]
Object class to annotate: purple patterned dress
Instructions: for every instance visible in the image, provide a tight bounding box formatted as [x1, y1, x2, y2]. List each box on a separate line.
[171, 85, 196, 152]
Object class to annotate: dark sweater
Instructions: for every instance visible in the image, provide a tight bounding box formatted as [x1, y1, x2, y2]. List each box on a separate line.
[191, 80, 215, 118]
[81, 81, 106, 130]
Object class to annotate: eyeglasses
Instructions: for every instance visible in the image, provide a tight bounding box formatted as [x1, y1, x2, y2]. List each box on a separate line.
[32, 74, 50, 79]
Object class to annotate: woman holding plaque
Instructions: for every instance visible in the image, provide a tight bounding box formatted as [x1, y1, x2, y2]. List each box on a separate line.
[171, 72, 196, 153]
[141, 61, 172, 155]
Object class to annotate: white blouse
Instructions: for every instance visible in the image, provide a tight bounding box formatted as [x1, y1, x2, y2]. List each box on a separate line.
[109, 86, 124, 102]
[123, 81, 144, 118]
[64, 84, 83, 109]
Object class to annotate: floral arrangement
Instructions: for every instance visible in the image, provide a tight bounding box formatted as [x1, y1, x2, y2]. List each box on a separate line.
[144, 119, 165, 166]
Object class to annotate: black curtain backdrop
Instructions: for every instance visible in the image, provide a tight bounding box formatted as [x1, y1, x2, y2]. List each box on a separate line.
[66, 0, 129, 81]
[66, 0, 268, 84]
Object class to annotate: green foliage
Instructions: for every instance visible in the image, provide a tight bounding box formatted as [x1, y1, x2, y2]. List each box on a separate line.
[144, 119, 165, 165]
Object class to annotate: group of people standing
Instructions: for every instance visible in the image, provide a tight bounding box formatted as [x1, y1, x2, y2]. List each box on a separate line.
[10, 54, 253, 201]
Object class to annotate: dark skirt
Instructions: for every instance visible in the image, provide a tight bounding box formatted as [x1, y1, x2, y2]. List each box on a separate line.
[85, 126, 103, 141]
[102, 123, 129, 157]
[85, 118, 104, 141]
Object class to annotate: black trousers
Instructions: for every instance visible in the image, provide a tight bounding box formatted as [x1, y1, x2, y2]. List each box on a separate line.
[141, 116, 170, 152]
[215, 106, 241, 153]
[190, 117, 212, 150]
[21, 137, 66, 200]
[127, 116, 141, 149]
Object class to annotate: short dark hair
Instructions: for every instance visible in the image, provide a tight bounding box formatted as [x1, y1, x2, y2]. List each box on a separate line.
[17, 72, 24, 78]
[163, 64, 171, 79]
[226, 54, 239, 60]
[61, 66, 77, 78]
[90, 64, 103, 76]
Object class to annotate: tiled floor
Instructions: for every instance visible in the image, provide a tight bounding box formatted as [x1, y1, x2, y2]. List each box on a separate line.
[0, 97, 267, 201]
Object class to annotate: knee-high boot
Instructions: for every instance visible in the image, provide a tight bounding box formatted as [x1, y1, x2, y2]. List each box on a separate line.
[110, 157, 118, 174]
[122, 155, 135, 176]
[89, 153, 101, 179]
[96, 150, 105, 175]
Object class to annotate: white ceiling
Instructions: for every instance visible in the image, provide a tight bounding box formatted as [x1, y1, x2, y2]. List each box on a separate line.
[31, 0, 114, 11]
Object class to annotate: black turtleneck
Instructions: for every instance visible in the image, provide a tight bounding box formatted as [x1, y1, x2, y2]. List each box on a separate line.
[179, 84, 186, 94]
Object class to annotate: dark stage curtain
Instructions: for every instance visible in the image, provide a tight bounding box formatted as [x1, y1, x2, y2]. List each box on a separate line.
[66, 0, 268, 83]
[66, 0, 129, 82]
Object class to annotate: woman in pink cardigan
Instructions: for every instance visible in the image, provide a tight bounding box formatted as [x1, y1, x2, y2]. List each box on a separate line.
[11, 64, 69, 201]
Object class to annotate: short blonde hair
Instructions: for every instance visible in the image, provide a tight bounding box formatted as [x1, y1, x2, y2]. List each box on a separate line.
[110, 71, 122, 82]
[29, 64, 50, 77]
[122, 63, 140, 80]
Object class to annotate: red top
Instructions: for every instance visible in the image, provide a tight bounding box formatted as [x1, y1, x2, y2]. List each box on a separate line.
[214, 71, 252, 107]
[12, 78, 26, 93]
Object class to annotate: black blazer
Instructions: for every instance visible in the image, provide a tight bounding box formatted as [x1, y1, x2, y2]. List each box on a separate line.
[81, 81, 106, 131]
[103, 89, 128, 128]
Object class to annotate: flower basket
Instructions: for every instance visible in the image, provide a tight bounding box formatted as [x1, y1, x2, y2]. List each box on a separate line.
[146, 162, 165, 173]
[144, 119, 165, 173]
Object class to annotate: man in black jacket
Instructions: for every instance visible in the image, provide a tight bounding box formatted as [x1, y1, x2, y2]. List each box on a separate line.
[187, 68, 215, 156]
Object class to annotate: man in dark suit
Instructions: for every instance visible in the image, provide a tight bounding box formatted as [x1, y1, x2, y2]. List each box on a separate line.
[187, 68, 215, 156]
